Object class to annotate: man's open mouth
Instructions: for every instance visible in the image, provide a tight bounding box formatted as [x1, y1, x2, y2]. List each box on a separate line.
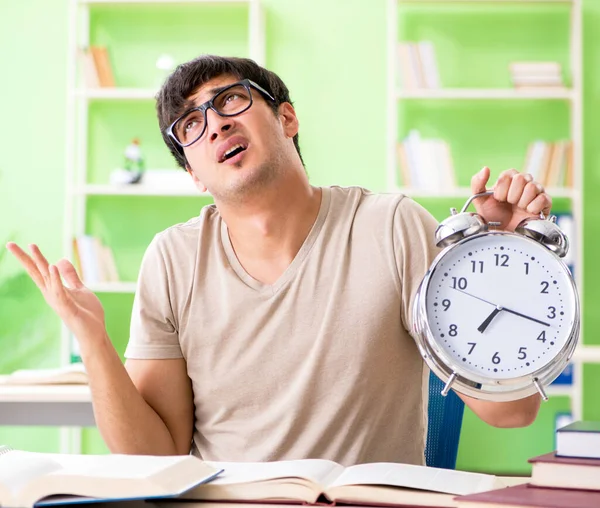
[220, 143, 248, 163]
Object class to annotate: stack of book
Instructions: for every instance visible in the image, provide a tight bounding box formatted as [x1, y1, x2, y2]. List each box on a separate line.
[397, 41, 441, 90]
[509, 61, 564, 90]
[72, 235, 120, 285]
[396, 130, 456, 192]
[522, 140, 573, 188]
[455, 421, 600, 508]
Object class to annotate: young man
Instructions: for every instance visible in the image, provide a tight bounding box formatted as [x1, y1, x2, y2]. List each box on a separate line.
[8, 55, 550, 466]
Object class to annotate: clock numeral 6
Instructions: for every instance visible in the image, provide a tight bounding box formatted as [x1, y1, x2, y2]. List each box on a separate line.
[492, 352, 501, 364]
[518, 347, 527, 360]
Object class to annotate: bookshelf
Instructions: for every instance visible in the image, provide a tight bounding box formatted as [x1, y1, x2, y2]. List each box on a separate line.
[62, 0, 266, 452]
[387, 0, 586, 424]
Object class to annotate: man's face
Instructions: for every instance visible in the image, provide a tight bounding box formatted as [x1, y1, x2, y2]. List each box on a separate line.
[181, 74, 298, 200]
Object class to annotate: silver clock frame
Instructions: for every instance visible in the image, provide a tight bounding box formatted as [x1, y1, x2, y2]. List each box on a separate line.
[413, 202, 580, 402]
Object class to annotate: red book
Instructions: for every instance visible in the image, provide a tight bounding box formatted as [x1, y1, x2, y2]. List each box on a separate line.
[528, 452, 600, 491]
[455, 483, 600, 508]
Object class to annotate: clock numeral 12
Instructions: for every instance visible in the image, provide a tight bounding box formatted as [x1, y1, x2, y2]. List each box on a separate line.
[494, 254, 509, 267]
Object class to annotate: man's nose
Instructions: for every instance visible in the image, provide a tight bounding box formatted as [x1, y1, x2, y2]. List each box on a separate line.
[206, 109, 234, 142]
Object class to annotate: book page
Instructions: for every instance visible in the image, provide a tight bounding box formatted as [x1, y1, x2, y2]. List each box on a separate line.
[0, 451, 63, 498]
[327, 462, 501, 496]
[44, 453, 193, 479]
[1, 363, 87, 385]
[205, 459, 343, 486]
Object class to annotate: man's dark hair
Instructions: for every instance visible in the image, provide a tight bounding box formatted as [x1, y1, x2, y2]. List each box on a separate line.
[156, 54, 303, 170]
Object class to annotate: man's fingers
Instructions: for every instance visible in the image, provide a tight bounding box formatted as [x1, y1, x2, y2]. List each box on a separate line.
[5, 242, 46, 289]
[56, 259, 85, 290]
[507, 173, 533, 205]
[29, 244, 51, 280]
[517, 181, 542, 210]
[526, 192, 552, 216]
[493, 169, 519, 202]
[471, 167, 491, 194]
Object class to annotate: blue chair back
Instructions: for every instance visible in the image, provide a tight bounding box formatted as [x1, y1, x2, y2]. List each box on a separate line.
[425, 370, 465, 469]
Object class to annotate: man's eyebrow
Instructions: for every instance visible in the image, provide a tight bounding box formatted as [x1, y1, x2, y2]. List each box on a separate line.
[181, 84, 234, 111]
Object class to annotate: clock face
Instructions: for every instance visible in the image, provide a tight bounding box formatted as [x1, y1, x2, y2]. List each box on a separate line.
[424, 232, 577, 380]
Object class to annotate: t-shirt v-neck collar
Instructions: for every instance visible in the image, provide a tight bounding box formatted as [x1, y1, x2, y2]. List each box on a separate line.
[220, 187, 331, 295]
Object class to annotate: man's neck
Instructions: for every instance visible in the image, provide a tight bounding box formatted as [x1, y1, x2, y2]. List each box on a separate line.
[218, 176, 322, 285]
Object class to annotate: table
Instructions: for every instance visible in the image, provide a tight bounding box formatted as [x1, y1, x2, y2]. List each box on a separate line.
[0, 382, 94, 426]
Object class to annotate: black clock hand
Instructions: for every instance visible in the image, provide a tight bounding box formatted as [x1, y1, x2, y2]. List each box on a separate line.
[452, 287, 551, 328]
[477, 306, 503, 333]
[451, 287, 497, 307]
[501, 307, 551, 327]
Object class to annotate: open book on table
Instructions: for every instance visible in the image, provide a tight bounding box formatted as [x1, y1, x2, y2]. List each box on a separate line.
[0, 363, 88, 385]
[183, 459, 509, 507]
[0, 447, 222, 508]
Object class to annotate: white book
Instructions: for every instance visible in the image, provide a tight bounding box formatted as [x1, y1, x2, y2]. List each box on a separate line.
[404, 130, 424, 189]
[0, 363, 87, 385]
[509, 61, 562, 75]
[0, 448, 221, 508]
[397, 42, 419, 90]
[184, 459, 508, 507]
[418, 41, 441, 89]
[76, 235, 100, 285]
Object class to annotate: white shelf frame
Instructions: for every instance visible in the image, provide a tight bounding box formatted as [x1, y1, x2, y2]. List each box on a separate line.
[398, 0, 573, 3]
[62, 0, 265, 453]
[388, 0, 588, 420]
[80, 184, 210, 196]
[397, 88, 575, 100]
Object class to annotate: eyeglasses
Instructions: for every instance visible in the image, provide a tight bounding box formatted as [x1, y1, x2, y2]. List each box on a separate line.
[166, 79, 276, 151]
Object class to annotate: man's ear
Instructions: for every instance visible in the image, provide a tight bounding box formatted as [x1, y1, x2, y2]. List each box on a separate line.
[278, 102, 299, 139]
[187, 166, 208, 193]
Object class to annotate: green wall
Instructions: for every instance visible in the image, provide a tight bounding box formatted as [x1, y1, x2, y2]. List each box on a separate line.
[0, 0, 598, 474]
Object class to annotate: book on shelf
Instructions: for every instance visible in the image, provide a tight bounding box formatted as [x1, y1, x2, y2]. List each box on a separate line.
[79, 45, 115, 88]
[509, 61, 565, 89]
[73, 235, 120, 286]
[397, 41, 441, 90]
[455, 482, 600, 508]
[0, 447, 222, 508]
[79, 47, 100, 88]
[556, 420, 600, 459]
[522, 140, 572, 189]
[183, 459, 510, 507]
[0, 362, 87, 385]
[529, 451, 600, 491]
[397, 129, 456, 192]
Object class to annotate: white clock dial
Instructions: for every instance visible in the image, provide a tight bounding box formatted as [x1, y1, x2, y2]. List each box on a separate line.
[424, 232, 577, 380]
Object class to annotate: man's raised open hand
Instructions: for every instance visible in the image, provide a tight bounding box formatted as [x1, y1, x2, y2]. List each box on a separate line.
[6, 242, 107, 344]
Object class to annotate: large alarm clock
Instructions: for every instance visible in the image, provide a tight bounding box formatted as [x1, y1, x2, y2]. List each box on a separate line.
[413, 191, 580, 402]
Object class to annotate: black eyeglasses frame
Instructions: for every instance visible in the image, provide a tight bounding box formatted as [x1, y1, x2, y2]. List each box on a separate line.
[166, 78, 276, 152]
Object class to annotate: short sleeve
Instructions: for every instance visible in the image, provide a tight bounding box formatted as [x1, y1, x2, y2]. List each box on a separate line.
[124, 234, 183, 360]
[393, 197, 442, 335]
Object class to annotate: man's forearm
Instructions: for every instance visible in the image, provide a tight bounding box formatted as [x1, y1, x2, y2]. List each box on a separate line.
[79, 333, 179, 455]
[459, 392, 541, 428]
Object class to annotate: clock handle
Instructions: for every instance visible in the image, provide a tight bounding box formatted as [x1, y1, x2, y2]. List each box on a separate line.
[459, 190, 494, 214]
[533, 378, 549, 402]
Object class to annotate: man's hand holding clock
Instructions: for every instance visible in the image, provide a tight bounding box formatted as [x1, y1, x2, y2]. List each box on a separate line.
[412, 166, 578, 429]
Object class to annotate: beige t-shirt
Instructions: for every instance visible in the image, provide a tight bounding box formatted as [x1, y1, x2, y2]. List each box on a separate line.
[124, 186, 440, 466]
